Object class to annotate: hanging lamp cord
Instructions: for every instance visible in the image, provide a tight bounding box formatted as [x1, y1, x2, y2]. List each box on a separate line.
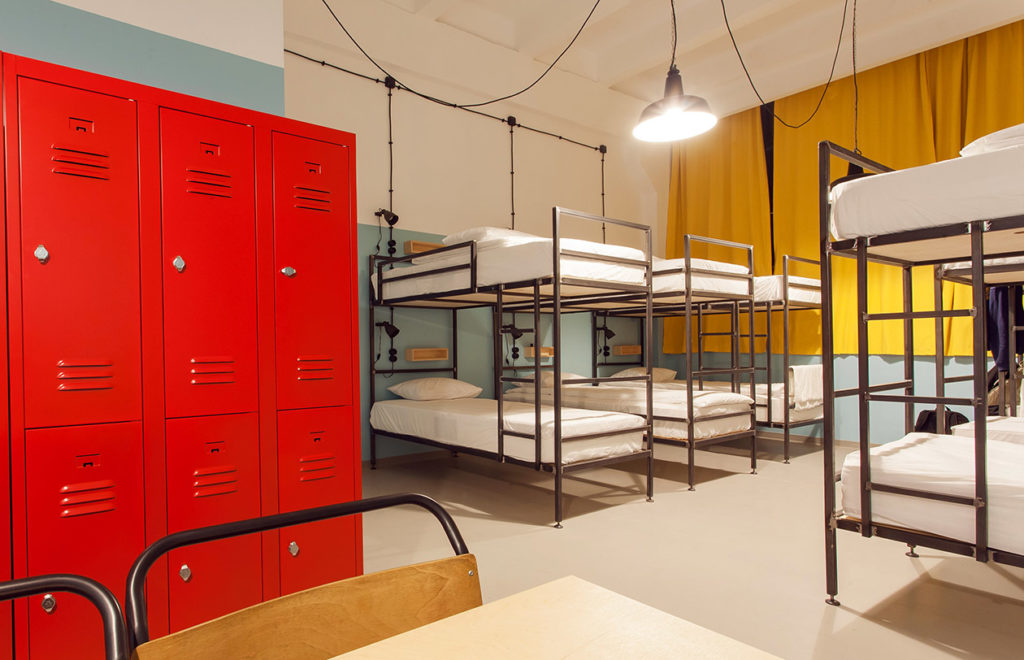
[852, 0, 860, 153]
[509, 117, 516, 230]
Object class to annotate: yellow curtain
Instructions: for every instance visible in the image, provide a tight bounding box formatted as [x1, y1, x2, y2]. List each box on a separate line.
[663, 108, 770, 353]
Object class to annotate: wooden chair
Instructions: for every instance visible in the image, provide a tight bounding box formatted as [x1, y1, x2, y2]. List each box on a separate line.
[0, 573, 129, 660]
[126, 493, 479, 660]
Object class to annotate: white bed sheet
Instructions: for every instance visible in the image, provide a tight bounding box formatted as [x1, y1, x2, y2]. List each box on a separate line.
[952, 416, 1024, 445]
[370, 398, 645, 465]
[652, 257, 750, 297]
[375, 235, 647, 300]
[503, 385, 752, 442]
[830, 144, 1024, 240]
[840, 432, 1024, 555]
[753, 275, 821, 305]
[697, 381, 823, 424]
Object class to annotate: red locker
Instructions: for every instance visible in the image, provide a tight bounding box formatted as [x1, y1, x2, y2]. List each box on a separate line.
[165, 414, 261, 632]
[17, 78, 141, 429]
[273, 133, 353, 410]
[0, 52, 11, 655]
[161, 109, 258, 419]
[277, 407, 357, 594]
[25, 422, 144, 659]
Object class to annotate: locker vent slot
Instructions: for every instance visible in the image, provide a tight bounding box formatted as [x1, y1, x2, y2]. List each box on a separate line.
[51, 146, 111, 181]
[193, 465, 239, 498]
[60, 479, 116, 518]
[186, 168, 233, 198]
[293, 185, 331, 213]
[190, 357, 236, 385]
[298, 453, 336, 483]
[296, 356, 334, 382]
[56, 360, 114, 391]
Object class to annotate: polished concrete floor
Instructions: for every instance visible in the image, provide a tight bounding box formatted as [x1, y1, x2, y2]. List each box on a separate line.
[360, 436, 1024, 659]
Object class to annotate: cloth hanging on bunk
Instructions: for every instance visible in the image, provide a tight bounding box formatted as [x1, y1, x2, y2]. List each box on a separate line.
[986, 285, 1024, 371]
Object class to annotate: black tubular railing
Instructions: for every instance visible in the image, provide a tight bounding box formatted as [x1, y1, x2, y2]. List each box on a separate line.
[0, 574, 128, 660]
[126, 493, 469, 649]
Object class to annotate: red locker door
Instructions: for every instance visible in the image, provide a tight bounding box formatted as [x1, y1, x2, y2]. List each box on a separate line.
[18, 78, 141, 428]
[161, 109, 258, 418]
[273, 133, 352, 410]
[277, 407, 357, 594]
[25, 422, 144, 659]
[165, 414, 261, 632]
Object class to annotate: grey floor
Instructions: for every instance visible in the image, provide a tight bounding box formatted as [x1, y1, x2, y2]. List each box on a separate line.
[361, 436, 1024, 659]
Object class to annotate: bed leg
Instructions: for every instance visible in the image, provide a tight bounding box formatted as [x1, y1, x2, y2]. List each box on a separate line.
[554, 467, 564, 529]
[826, 595, 840, 606]
[905, 544, 919, 558]
[646, 450, 654, 502]
[750, 433, 758, 474]
[687, 443, 696, 491]
[783, 426, 791, 464]
[370, 432, 377, 470]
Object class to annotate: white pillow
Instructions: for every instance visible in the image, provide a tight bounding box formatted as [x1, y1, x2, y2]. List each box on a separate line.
[387, 377, 482, 401]
[960, 122, 1024, 157]
[612, 367, 676, 382]
[540, 371, 586, 387]
[442, 226, 539, 245]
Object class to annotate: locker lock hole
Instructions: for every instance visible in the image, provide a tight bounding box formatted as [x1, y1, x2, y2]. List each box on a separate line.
[288, 541, 300, 557]
[41, 594, 57, 614]
[179, 564, 192, 582]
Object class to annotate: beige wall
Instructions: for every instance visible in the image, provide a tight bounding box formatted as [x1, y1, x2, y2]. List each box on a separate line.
[283, 0, 670, 254]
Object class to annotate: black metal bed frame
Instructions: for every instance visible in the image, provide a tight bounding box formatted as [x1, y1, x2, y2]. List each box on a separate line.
[125, 493, 469, 650]
[595, 235, 759, 490]
[368, 207, 655, 528]
[0, 574, 128, 660]
[819, 139, 1024, 606]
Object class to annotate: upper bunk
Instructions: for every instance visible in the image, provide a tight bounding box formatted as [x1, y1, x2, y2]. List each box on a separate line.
[822, 140, 1024, 267]
[370, 207, 653, 313]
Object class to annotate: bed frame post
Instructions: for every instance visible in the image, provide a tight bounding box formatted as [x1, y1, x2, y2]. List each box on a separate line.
[903, 266, 915, 433]
[684, 235, 697, 491]
[452, 308, 459, 383]
[368, 256, 379, 470]
[645, 225, 655, 503]
[857, 240, 872, 538]
[591, 311, 598, 379]
[971, 223, 989, 561]
[747, 246, 757, 475]
[552, 207, 564, 528]
[533, 281, 542, 468]
[933, 266, 946, 432]
[782, 259, 791, 462]
[495, 287, 505, 462]
[1009, 287, 1018, 416]
[818, 141, 840, 606]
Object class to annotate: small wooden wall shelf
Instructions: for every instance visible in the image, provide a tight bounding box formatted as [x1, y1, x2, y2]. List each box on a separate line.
[404, 240, 445, 254]
[525, 346, 554, 358]
[405, 347, 449, 362]
[612, 345, 642, 356]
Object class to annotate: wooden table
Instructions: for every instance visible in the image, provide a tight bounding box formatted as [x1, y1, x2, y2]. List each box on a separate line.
[333, 575, 779, 659]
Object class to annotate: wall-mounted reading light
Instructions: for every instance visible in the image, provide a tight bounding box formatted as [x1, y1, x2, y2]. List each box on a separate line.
[376, 321, 400, 338]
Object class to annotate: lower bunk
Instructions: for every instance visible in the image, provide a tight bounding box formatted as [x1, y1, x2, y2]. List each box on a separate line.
[369, 397, 653, 527]
[837, 432, 1024, 565]
[502, 382, 754, 490]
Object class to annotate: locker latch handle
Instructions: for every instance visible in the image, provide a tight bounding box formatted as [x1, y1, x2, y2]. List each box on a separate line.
[281, 266, 297, 278]
[41, 593, 57, 614]
[33, 244, 50, 265]
[288, 541, 300, 557]
[172, 255, 186, 273]
[179, 564, 192, 582]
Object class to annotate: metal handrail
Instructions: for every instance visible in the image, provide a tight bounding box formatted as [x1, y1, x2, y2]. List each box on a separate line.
[0, 574, 128, 660]
[126, 493, 469, 648]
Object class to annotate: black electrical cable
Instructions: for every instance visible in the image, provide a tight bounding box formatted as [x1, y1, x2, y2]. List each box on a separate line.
[670, 0, 678, 69]
[720, 0, 851, 129]
[509, 119, 516, 230]
[600, 145, 607, 243]
[284, 48, 604, 153]
[852, 0, 860, 153]
[318, 0, 601, 109]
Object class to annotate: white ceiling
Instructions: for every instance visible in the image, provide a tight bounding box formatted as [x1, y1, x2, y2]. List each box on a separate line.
[286, 0, 1024, 139]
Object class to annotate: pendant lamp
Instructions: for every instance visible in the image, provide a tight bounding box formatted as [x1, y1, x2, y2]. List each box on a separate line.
[633, 2, 717, 142]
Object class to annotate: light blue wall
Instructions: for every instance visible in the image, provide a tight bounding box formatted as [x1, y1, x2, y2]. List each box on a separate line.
[0, 0, 283, 113]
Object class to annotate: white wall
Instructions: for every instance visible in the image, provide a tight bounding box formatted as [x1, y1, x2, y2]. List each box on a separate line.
[52, 0, 284, 66]
[283, 0, 671, 254]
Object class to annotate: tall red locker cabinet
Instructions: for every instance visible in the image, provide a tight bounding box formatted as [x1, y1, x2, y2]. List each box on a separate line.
[0, 53, 11, 658]
[2, 53, 362, 659]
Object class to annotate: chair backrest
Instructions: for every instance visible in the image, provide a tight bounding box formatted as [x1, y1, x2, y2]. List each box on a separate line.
[126, 493, 479, 659]
[0, 573, 128, 660]
[133, 553, 480, 659]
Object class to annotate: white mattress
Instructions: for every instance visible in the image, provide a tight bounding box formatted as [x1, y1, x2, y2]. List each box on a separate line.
[952, 416, 1024, 445]
[697, 381, 822, 424]
[503, 385, 752, 443]
[369, 398, 645, 465]
[652, 257, 751, 298]
[830, 144, 1024, 240]
[941, 255, 1024, 279]
[840, 432, 1024, 555]
[375, 235, 647, 300]
[753, 275, 821, 305]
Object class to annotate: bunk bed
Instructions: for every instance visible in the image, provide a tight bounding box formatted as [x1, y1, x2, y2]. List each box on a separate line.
[369, 208, 656, 528]
[590, 237, 759, 490]
[819, 140, 1024, 606]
